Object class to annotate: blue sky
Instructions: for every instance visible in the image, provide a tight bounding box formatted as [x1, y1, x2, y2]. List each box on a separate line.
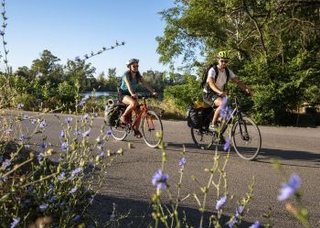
[3, 1, 176, 76]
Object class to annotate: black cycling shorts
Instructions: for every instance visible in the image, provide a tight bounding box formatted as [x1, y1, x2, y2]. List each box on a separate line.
[118, 90, 131, 102]
[202, 92, 221, 107]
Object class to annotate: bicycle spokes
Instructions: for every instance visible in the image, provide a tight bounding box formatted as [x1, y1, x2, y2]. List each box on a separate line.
[141, 110, 163, 148]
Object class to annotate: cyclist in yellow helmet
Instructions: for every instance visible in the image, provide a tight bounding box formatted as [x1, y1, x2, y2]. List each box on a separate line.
[203, 51, 253, 131]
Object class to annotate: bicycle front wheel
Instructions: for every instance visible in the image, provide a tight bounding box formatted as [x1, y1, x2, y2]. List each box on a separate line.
[232, 116, 261, 161]
[141, 110, 163, 148]
[190, 127, 214, 149]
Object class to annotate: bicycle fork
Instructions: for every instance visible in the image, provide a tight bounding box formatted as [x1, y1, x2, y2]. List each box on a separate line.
[238, 119, 250, 141]
[144, 113, 155, 132]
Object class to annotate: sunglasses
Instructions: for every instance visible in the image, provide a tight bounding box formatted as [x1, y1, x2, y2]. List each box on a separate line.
[132, 65, 139, 68]
[220, 59, 228, 63]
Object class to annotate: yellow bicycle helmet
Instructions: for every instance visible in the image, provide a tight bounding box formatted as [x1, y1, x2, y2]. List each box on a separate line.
[217, 51, 229, 59]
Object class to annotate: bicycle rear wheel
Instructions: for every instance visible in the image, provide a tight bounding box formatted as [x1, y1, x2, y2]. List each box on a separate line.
[190, 127, 214, 149]
[110, 124, 127, 141]
[141, 110, 163, 148]
[232, 116, 261, 161]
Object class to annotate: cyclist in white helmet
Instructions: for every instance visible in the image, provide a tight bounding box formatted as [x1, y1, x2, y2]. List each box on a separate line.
[118, 58, 157, 138]
[203, 51, 253, 131]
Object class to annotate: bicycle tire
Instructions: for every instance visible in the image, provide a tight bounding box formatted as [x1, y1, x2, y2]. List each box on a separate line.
[190, 127, 215, 149]
[232, 116, 261, 161]
[141, 110, 163, 148]
[109, 124, 127, 141]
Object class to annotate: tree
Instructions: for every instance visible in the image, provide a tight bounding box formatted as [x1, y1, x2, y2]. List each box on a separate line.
[105, 68, 119, 91]
[157, 0, 320, 125]
[30, 50, 64, 84]
[64, 58, 96, 92]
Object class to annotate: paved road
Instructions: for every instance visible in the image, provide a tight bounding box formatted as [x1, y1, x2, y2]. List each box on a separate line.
[18, 112, 320, 227]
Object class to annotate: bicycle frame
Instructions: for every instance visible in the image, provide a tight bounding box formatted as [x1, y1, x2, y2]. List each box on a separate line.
[130, 97, 151, 130]
[221, 97, 250, 141]
[109, 96, 163, 148]
[219, 97, 242, 133]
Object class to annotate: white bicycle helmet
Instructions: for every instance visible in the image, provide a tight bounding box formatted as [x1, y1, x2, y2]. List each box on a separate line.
[126, 58, 139, 67]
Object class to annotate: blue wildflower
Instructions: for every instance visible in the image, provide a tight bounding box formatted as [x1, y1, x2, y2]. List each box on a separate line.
[82, 129, 91, 137]
[69, 167, 83, 179]
[220, 97, 228, 115]
[73, 214, 81, 222]
[24, 144, 31, 149]
[83, 113, 89, 119]
[223, 137, 232, 151]
[39, 120, 46, 128]
[1, 176, 7, 182]
[59, 130, 65, 139]
[216, 196, 227, 210]
[179, 157, 187, 168]
[152, 169, 169, 190]
[39, 203, 48, 211]
[19, 134, 27, 141]
[88, 197, 94, 204]
[249, 221, 260, 228]
[27, 186, 34, 192]
[36, 72, 43, 77]
[79, 100, 86, 106]
[235, 205, 244, 217]
[220, 97, 233, 119]
[22, 199, 31, 207]
[49, 196, 57, 203]
[106, 129, 112, 136]
[61, 142, 67, 151]
[58, 172, 65, 181]
[1, 159, 11, 169]
[99, 152, 105, 158]
[69, 187, 78, 194]
[10, 218, 20, 228]
[228, 218, 238, 228]
[37, 153, 44, 162]
[278, 174, 301, 201]
[40, 141, 47, 149]
[17, 103, 24, 109]
[65, 117, 73, 123]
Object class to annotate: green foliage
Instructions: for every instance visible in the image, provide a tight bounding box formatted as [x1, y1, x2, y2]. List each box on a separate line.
[157, 0, 320, 125]
[163, 74, 201, 111]
[14, 93, 37, 111]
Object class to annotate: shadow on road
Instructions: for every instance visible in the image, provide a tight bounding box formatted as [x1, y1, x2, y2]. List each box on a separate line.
[256, 147, 320, 167]
[164, 141, 320, 168]
[88, 193, 254, 228]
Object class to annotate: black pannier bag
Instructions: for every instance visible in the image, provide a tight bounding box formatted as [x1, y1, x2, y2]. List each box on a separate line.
[187, 102, 212, 129]
[104, 99, 125, 126]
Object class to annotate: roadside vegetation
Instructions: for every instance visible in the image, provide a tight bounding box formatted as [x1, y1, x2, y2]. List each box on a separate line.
[0, 0, 318, 227]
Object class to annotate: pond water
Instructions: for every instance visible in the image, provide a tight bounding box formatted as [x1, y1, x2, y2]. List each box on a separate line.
[81, 91, 118, 97]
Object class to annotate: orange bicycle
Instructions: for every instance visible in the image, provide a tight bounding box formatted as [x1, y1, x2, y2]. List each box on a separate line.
[107, 96, 163, 148]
